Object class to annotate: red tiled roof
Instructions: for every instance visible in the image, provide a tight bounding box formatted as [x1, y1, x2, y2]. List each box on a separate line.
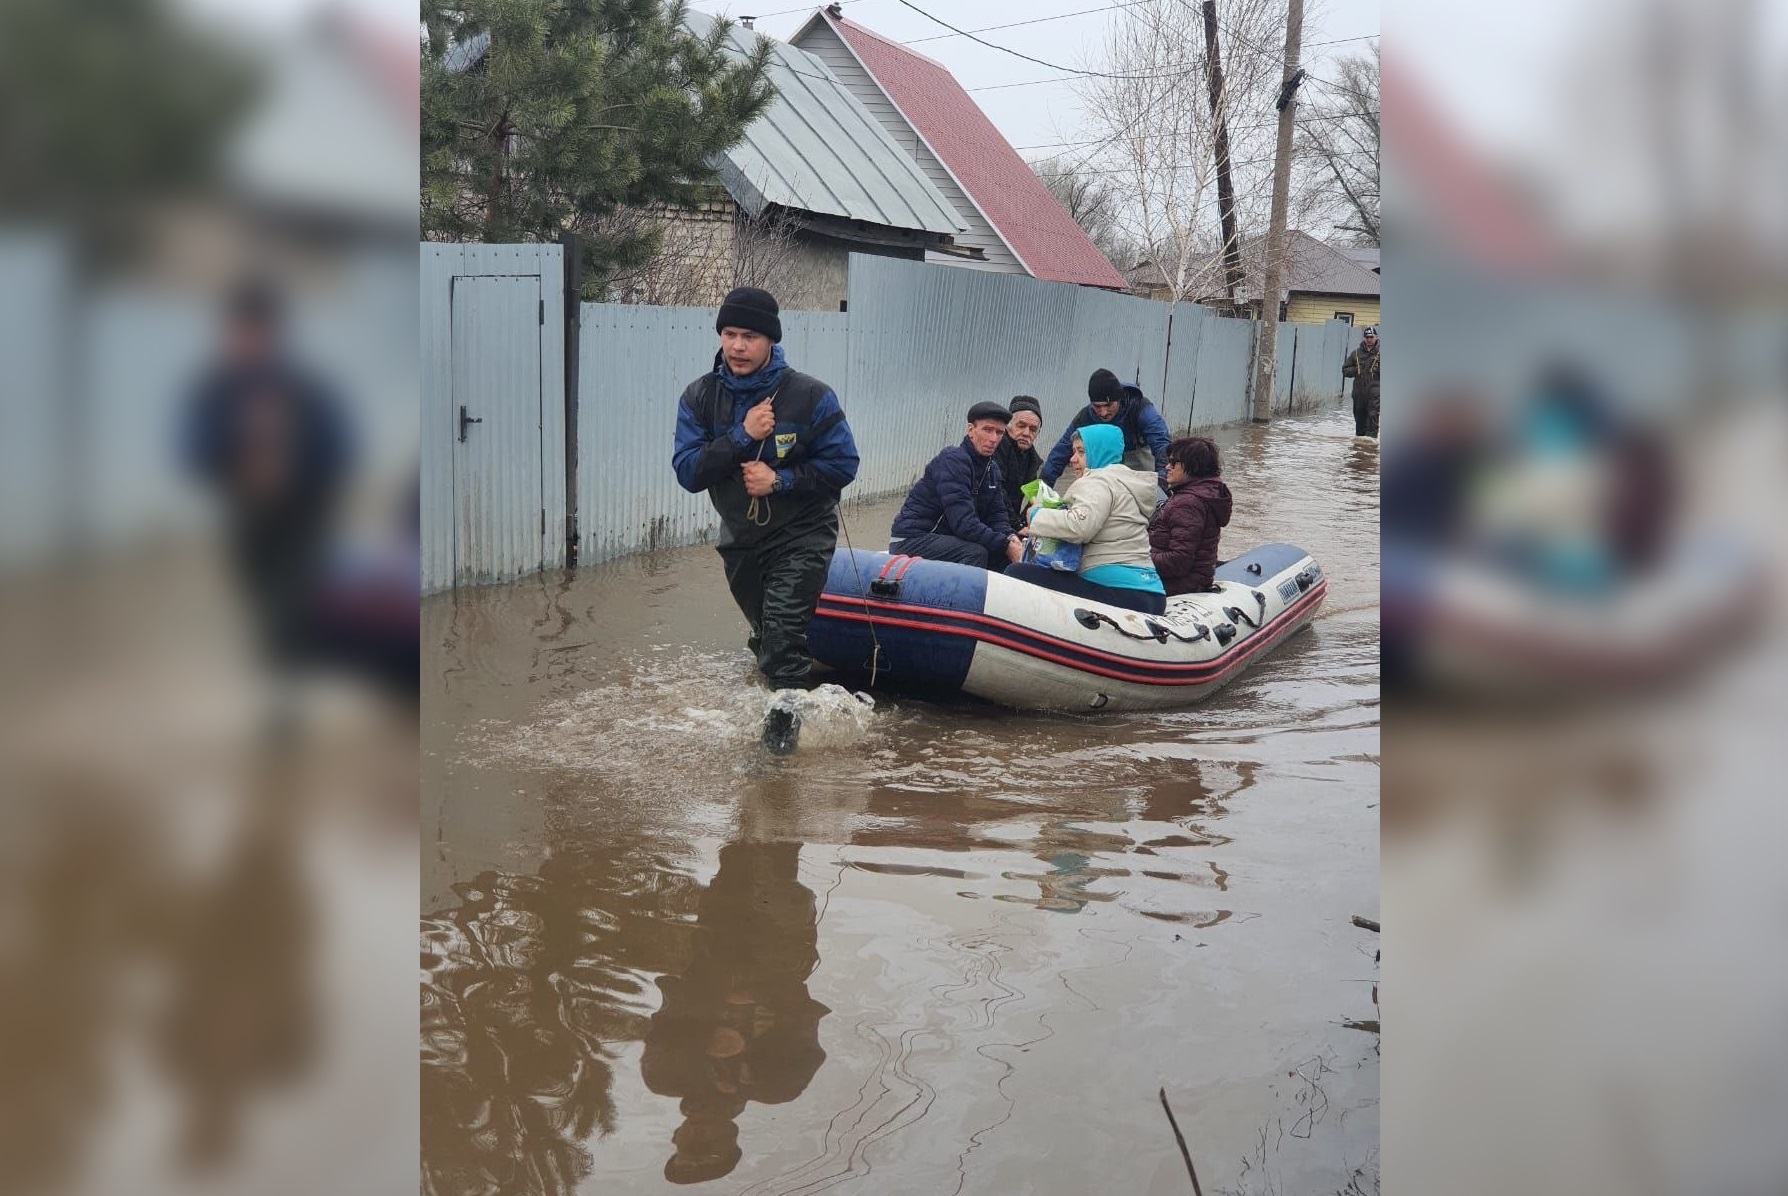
[826, 13, 1129, 291]
[1383, 56, 1557, 273]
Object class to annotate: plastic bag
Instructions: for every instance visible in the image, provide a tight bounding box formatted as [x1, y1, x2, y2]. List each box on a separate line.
[1020, 479, 1083, 572]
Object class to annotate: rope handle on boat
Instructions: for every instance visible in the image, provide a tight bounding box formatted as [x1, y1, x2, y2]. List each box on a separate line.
[1224, 605, 1260, 630]
[1074, 608, 1211, 644]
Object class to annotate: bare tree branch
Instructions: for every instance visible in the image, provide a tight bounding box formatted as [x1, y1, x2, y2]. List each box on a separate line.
[1293, 42, 1379, 246]
[1073, 0, 1290, 304]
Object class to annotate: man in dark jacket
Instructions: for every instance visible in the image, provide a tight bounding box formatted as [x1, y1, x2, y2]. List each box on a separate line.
[1149, 436, 1233, 595]
[183, 280, 352, 675]
[1040, 369, 1172, 487]
[888, 401, 1022, 569]
[1343, 326, 1381, 438]
[673, 287, 860, 753]
[991, 395, 1043, 531]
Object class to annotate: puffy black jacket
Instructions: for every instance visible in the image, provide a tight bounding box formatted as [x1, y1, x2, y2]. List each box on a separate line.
[991, 434, 1041, 530]
[889, 439, 1012, 557]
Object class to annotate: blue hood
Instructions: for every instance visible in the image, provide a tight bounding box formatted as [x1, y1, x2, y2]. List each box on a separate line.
[1079, 423, 1125, 469]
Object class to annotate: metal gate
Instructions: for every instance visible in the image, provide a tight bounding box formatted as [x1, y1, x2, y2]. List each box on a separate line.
[449, 273, 544, 584]
[422, 242, 566, 592]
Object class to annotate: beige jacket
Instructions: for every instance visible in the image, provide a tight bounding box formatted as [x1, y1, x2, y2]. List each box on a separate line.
[1028, 465, 1159, 573]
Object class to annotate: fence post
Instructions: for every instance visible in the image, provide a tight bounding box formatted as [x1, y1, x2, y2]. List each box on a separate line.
[1286, 327, 1299, 413]
[560, 231, 581, 567]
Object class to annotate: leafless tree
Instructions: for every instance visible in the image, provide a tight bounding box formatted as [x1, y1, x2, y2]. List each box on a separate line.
[601, 196, 820, 309]
[1031, 158, 1139, 270]
[1072, 0, 1289, 305]
[1294, 43, 1379, 246]
[729, 206, 819, 307]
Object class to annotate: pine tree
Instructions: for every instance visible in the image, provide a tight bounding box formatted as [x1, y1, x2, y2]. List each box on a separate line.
[422, 0, 774, 294]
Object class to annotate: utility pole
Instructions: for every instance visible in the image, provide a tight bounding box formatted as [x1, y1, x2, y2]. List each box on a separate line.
[1201, 0, 1243, 304]
[1249, 0, 1305, 423]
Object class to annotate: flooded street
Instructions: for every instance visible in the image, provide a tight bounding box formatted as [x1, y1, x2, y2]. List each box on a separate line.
[422, 407, 1380, 1195]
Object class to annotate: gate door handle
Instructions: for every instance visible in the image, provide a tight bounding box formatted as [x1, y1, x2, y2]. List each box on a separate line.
[458, 405, 483, 442]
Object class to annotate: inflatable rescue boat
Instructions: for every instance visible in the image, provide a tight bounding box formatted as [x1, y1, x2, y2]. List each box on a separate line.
[1383, 537, 1766, 696]
[809, 543, 1327, 712]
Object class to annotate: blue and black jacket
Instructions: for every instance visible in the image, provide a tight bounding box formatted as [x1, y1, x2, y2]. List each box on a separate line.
[672, 344, 859, 547]
[1040, 383, 1171, 486]
[888, 438, 1013, 558]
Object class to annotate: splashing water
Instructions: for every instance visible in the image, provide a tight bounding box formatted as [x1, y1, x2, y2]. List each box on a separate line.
[767, 683, 878, 752]
[463, 649, 879, 778]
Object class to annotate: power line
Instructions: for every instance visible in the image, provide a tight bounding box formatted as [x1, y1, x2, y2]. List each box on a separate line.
[889, 0, 1217, 82]
[1012, 110, 1364, 155]
[1303, 71, 1379, 105]
[906, 1, 1153, 45]
[743, 0, 865, 20]
[964, 36, 1376, 92]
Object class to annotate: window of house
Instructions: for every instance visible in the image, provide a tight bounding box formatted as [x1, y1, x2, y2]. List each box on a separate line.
[1333, 311, 1354, 325]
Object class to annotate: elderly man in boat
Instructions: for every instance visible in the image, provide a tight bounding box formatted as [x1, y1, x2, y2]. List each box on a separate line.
[887, 401, 1026, 569]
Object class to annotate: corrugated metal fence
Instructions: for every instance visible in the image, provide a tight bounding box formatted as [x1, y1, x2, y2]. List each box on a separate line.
[424, 247, 1352, 587]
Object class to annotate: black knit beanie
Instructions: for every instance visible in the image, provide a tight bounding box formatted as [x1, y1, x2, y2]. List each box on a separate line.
[1087, 368, 1124, 405]
[716, 286, 782, 342]
[1009, 395, 1042, 419]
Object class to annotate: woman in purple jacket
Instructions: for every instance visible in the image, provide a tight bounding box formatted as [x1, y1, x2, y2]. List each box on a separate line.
[1149, 437, 1233, 596]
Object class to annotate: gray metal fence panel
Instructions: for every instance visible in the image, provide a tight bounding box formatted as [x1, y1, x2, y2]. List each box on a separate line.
[1290, 321, 1350, 410]
[0, 235, 70, 569]
[843, 254, 1173, 497]
[422, 242, 563, 591]
[578, 304, 724, 563]
[1272, 322, 1298, 410]
[1190, 316, 1256, 428]
[1158, 303, 1212, 433]
[780, 310, 851, 398]
[846, 255, 1074, 496]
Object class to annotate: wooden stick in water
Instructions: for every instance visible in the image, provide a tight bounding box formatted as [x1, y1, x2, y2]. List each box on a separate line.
[1351, 914, 1380, 933]
[1158, 1086, 1205, 1196]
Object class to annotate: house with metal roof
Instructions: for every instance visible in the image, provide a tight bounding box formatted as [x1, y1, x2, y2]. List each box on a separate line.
[1181, 230, 1381, 326]
[440, 12, 973, 309]
[789, 6, 1129, 291]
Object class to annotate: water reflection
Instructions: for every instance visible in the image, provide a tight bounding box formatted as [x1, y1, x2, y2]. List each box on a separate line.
[1, 734, 324, 1187]
[851, 756, 1250, 914]
[157, 766, 315, 1169]
[420, 844, 702, 1195]
[420, 833, 831, 1191]
[641, 841, 829, 1184]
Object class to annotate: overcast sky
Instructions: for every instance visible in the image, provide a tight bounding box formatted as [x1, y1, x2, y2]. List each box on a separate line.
[682, 0, 1379, 167]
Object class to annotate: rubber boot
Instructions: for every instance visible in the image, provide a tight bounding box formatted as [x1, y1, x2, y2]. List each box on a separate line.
[762, 693, 802, 756]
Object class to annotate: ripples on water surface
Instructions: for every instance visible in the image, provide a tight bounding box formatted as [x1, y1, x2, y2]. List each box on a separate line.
[423, 409, 1379, 1194]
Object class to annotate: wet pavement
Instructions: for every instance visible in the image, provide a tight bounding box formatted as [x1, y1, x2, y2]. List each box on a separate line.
[422, 407, 1380, 1195]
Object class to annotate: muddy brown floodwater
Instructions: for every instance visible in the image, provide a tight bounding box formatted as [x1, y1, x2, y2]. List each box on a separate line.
[422, 407, 1380, 1196]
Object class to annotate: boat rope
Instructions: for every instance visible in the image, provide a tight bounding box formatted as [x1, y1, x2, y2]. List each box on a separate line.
[836, 507, 885, 687]
[742, 381, 787, 528]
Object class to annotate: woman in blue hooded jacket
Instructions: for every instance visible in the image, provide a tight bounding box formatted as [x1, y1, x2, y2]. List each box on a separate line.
[1004, 424, 1167, 615]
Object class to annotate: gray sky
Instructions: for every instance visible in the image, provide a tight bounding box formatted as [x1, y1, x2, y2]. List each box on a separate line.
[683, 0, 1379, 166]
